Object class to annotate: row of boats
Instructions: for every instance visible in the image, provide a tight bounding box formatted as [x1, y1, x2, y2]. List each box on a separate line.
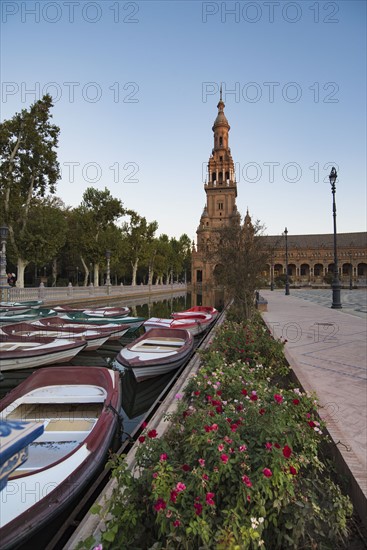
[0, 301, 218, 548]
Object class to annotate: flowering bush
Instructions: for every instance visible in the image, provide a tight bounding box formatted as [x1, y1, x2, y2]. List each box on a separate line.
[82, 316, 352, 549]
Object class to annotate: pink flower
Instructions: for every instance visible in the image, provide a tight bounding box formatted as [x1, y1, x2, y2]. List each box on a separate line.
[274, 394, 283, 404]
[224, 436, 233, 444]
[230, 423, 238, 432]
[265, 442, 273, 450]
[218, 443, 224, 452]
[154, 498, 166, 511]
[138, 435, 145, 443]
[148, 429, 158, 438]
[282, 445, 292, 458]
[242, 475, 252, 487]
[170, 490, 178, 503]
[173, 519, 181, 527]
[176, 482, 186, 492]
[206, 492, 215, 505]
[220, 454, 229, 464]
[250, 391, 258, 401]
[202, 473, 209, 480]
[289, 465, 297, 475]
[175, 393, 183, 400]
[211, 423, 219, 431]
[263, 468, 273, 478]
[239, 444, 247, 452]
[160, 453, 168, 461]
[152, 472, 158, 479]
[198, 458, 205, 467]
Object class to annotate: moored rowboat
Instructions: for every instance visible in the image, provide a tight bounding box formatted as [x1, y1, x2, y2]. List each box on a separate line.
[0, 322, 109, 351]
[143, 313, 213, 336]
[116, 327, 194, 382]
[0, 335, 87, 371]
[29, 316, 129, 341]
[171, 305, 218, 320]
[0, 366, 121, 548]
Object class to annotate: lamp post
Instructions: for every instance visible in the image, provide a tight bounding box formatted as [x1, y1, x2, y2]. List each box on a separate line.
[349, 253, 353, 291]
[284, 227, 290, 295]
[105, 250, 111, 286]
[329, 167, 342, 308]
[270, 253, 274, 291]
[0, 225, 9, 301]
[76, 266, 79, 286]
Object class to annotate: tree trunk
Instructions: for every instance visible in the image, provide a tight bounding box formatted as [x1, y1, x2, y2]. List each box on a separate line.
[148, 264, 153, 286]
[80, 256, 89, 286]
[94, 264, 99, 286]
[16, 258, 28, 288]
[131, 259, 139, 286]
[52, 258, 57, 286]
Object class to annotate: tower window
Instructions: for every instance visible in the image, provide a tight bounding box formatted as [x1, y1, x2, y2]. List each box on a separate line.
[218, 202, 223, 210]
[220, 156, 223, 161]
[219, 137, 223, 146]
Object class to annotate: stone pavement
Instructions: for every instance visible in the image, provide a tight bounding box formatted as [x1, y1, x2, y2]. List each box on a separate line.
[261, 290, 367, 524]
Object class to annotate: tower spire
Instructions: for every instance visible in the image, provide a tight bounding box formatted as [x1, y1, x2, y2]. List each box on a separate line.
[220, 83, 222, 102]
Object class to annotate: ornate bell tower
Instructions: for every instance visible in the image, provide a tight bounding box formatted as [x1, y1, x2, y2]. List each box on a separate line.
[192, 88, 240, 291]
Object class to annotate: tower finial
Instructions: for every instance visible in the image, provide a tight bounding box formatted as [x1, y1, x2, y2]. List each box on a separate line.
[220, 83, 222, 101]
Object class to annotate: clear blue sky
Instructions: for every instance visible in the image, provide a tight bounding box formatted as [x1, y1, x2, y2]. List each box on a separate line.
[1, 0, 366, 242]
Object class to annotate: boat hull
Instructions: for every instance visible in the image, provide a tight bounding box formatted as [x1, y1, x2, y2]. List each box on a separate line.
[116, 327, 193, 382]
[0, 366, 121, 549]
[0, 336, 86, 371]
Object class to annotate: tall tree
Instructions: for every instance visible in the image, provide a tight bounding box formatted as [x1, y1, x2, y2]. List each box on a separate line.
[0, 95, 60, 286]
[122, 211, 158, 286]
[208, 215, 270, 320]
[79, 187, 125, 285]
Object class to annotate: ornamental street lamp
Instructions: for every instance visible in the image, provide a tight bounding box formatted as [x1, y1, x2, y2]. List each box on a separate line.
[284, 227, 290, 296]
[105, 250, 111, 286]
[0, 225, 9, 301]
[329, 167, 342, 309]
[349, 253, 353, 291]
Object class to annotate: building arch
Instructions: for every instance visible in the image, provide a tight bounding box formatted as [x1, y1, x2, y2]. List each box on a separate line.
[300, 263, 310, 277]
[314, 263, 323, 277]
[357, 263, 367, 276]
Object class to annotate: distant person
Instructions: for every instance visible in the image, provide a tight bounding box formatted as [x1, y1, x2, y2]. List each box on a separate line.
[7, 273, 16, 287]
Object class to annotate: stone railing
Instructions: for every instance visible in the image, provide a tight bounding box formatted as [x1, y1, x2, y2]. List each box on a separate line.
[3, 283, 187, 305]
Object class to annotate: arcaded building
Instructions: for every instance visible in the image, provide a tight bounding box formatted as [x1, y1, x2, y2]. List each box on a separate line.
[192, 97, 367, 295]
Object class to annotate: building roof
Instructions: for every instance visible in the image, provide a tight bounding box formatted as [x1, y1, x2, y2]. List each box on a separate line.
[263, 232, 367, 250]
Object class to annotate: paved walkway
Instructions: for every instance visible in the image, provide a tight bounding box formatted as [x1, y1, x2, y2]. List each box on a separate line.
[262, 290, 367, 523]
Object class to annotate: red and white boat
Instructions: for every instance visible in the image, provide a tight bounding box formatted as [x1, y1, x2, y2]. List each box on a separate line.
[29, 316, 130, 341]
[0, 366, 121, 548]
[116, 328, 194, 381]
[0, 322, 109, 351]
[0, 335, 87, 371]
[172, 305, 218, 320]
[143, 313, 213, 337]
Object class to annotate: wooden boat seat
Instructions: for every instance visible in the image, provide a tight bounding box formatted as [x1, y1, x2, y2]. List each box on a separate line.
[131, 338, 184, 353]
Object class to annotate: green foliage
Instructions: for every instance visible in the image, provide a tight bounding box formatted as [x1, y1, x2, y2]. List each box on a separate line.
[86, 318, 352, 549]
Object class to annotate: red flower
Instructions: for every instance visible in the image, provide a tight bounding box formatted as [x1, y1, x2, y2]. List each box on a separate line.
[282, 445, 292, 458]
[220, 454, 229, 464]
[263, 468, 273, 478]
[274, 442, 281, 449]
[274, 394, 283, 404]
[242, 475, 252, 487]
[265, 442, 273, 450]
[170, 490, 178, 503]
[216, 406, 223, 413]
[202, 473, 209, 480]
[241, 388, 248, 395]
[259, 408, 266, 415]
[292, 398, 300, 405]
[138, 435, 146, 443]
[194, 502, 203, 515]
[160, 453, 168, 461]
[182, 463, 191, 471]
[194, 390, 200, 396]
[173, 519, 181, 527]
[148, 429, 158, 438]
[289, 465, 297, 475]
[154, 498, 166, 511]
[308, 420, 316, 428]
[204, 425, 211, 432]
[206, 492, 215, 505]
[216, 390, 222, 396]
[230, 423, 238, 432]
